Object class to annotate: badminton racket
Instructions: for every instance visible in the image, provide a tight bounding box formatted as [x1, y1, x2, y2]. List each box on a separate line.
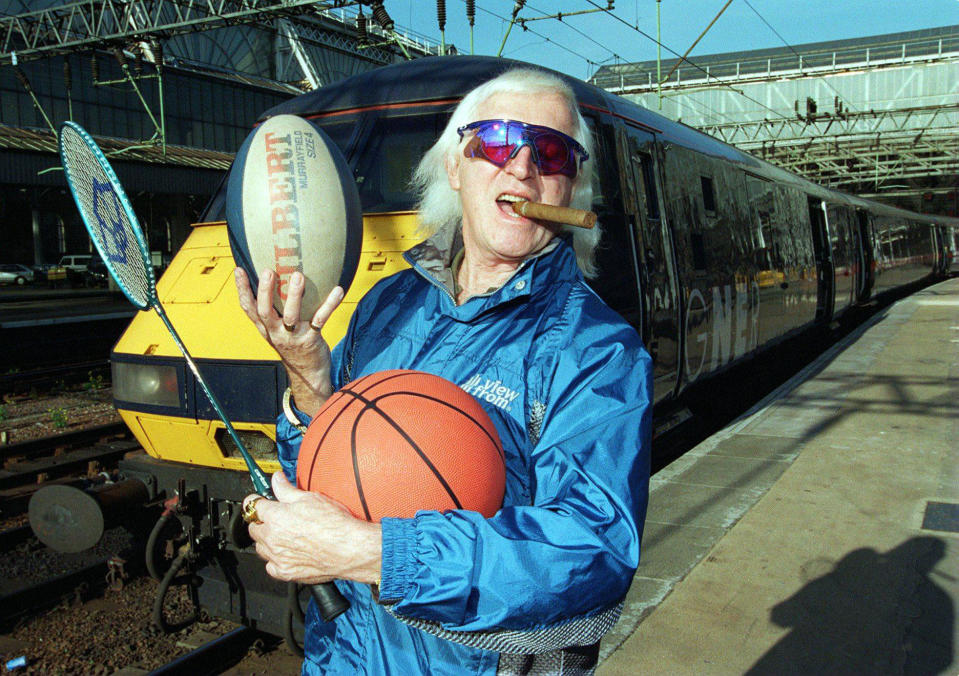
[58, 121, 349, 622]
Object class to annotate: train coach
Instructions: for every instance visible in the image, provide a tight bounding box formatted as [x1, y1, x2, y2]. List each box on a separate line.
[33, 56, 957, 644]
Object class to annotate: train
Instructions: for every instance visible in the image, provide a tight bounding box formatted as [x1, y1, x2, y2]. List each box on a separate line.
[30, 56, 957, 647]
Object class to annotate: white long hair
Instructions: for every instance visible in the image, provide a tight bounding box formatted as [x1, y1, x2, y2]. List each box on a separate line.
[411, 68, 601, 277]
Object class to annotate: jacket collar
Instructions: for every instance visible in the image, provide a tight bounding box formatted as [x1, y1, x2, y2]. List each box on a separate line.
[404, 227, 577, 318]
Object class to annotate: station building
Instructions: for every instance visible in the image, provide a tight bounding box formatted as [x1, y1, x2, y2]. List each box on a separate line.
[0, 54, 295, 266]
[1, 10, 954, 270]
[0, 2, 431, 269]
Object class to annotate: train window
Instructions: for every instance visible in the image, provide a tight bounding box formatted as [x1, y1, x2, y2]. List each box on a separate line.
[690, 231, 707, 271]
[584, 119, 641, 327]
[586, 119, 608, 210]
[329, 112, 450, 212]
[701, 176, 717, 214]
[746, 175, 782, 269]
[638, 154, 660, 220]
[312, 118, 356, 155]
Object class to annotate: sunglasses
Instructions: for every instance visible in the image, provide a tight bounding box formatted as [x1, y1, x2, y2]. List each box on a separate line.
[456, 119, 589, 178]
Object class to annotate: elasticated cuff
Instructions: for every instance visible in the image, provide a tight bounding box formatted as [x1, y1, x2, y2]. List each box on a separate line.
[378, 517, 417, 602]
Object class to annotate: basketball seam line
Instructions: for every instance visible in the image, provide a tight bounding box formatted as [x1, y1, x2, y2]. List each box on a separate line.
[371, 390, 503, 463]
[340, 388, 465, 517]
[303, 390, 364, 494]
[354, 370, 503, 460]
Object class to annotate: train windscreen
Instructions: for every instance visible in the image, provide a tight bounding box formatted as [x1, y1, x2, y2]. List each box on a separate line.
[201, 109, 452, 222]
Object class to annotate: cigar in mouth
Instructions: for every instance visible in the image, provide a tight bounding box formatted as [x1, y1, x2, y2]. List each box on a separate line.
[510, 201, 597, 229]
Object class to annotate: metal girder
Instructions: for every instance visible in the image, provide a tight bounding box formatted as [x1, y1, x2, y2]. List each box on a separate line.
[696, 101, 958, 192]
[592, 29, 958, 206]
[0, 0, 353, 65]
[753, 132, 958, 190]
[592, 29, 959, 95]
[276, 18, 322, 89]
[284, 16, 405, 66]
[699, 104, 959, 147]
[272, 11, 435, 89]
[607, 49, 957, 95]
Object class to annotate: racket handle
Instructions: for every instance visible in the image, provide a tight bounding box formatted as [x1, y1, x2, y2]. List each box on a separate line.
[254, 488, 348, 620]
[310, 582, 350, 622]
[251, 488, 349, 621]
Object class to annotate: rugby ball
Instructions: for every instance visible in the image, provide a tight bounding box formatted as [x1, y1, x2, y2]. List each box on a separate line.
[226, 114, 362, 321]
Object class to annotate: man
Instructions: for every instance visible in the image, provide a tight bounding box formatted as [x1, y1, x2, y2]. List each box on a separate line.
[235, 67, 652, 674]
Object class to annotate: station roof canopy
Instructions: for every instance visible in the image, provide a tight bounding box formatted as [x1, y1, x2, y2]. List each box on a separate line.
[0, 123, 231, 194]
[591, 24, 959, 89]
[0, 123, 232, 171]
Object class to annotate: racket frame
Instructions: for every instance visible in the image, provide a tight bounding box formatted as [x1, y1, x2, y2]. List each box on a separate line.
[58, 121, 271, 497]
[58, 121, 349, 621]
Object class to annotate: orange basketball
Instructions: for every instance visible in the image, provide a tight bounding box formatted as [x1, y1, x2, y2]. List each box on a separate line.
[297, 370, 505, 522]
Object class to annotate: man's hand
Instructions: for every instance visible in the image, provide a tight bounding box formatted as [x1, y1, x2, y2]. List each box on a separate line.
[243, 472, 382, 586]
[234, 268, 344, 416]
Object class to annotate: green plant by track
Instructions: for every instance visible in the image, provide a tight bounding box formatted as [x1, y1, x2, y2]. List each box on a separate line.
[84, 371, 105, 391]
[48, 407, 69, 429]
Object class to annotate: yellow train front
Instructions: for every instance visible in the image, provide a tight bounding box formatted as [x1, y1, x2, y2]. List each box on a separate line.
[113, 213, 417, 475]
[109, 212, 419, 640]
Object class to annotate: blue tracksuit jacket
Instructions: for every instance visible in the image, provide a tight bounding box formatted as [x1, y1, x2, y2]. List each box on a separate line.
[276, 232, 652, 674]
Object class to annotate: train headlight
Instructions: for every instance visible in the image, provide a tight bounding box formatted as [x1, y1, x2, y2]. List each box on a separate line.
[112, 361, 181, 407]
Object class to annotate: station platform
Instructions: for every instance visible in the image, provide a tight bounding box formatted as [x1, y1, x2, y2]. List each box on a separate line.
[599, 277, 959, 674]
[0, 287, 133, 328]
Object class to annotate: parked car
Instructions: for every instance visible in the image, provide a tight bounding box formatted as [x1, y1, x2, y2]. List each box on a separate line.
[32, 263, 68, 287]
[0, 264, 35, 286]
[58, 255, 93, 272]
[85, 259, 109, 287]
[58, 255, 93, 287]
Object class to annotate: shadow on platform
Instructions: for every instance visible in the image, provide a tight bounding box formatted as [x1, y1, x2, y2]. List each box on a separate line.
[747, 536, 954, 674]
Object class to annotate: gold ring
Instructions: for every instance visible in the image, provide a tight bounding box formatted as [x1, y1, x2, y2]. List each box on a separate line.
[283, 321, 296, 332]
[309, 322, 322, 332]
[242, 497, 264, 524]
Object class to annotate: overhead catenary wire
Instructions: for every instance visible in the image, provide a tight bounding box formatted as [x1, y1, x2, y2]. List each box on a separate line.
[670, 90, 726, 125]
[450, 0, 724, 118]
[437, 0, 446, 54]
[355, 7, 369, 44]
[445, 0, 723, 119]
[742, 0, 860, 114]
[466, 0, 475, 53]
[12, 64, 57, 135]
[63, 57, 73, 119]
[584, 0, 793, 122]
[461, 0, 598, 70]
[497, 1, 526, 57]
[369, 0, 412, 59]
[523, 1, 628, 72]
[660, 0, 734, 84]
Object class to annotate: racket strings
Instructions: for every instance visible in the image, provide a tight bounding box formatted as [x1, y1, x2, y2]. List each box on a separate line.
[60, 126, 153, 309]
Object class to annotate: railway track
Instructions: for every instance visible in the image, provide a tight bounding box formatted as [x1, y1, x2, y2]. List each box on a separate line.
[0, 422, 128, 461]
[0, 359, 111, 396]
[0, 558, 112, 632]
[0, 423, 135, 492]
[0, 425, 143, 628]
[0, 523, 32, 550]
[149, 627, 261, 675]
